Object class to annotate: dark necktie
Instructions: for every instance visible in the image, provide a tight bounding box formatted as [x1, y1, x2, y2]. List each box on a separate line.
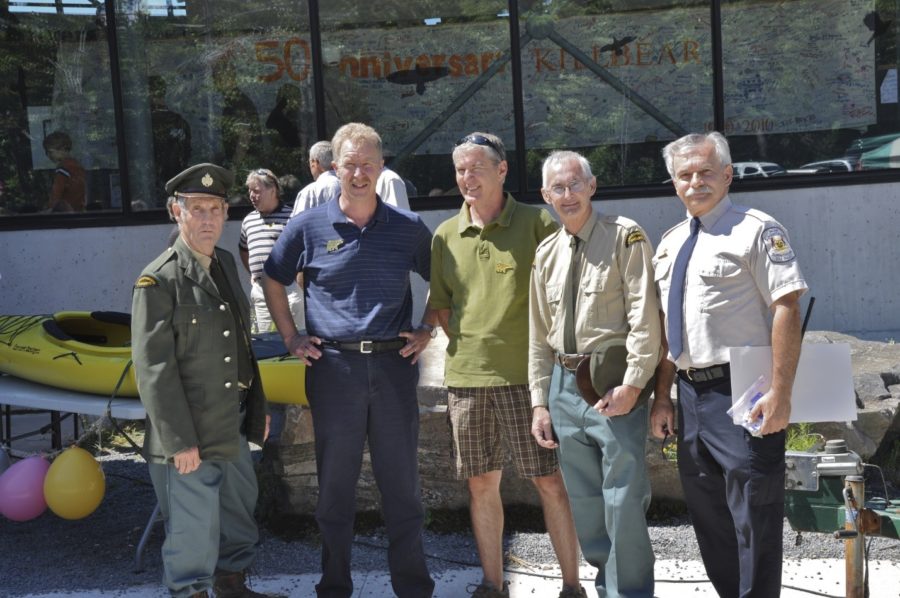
[209, 258, 254, 387]
[563, 236, 581, 354]
[667, 217, 701, 361]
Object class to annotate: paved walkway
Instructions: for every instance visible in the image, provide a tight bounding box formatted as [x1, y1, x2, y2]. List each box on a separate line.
[12, 558, 900, 597]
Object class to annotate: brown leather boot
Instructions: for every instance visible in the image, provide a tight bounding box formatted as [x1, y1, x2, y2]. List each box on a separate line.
[188, 592, 209, 598]
[212, 570, 271, 598]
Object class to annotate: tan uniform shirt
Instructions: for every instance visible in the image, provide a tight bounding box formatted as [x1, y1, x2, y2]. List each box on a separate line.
[529, 211, 661, 407]
[653, 196, 808, 370]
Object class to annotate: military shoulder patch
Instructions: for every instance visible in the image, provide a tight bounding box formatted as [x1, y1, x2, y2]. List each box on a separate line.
[135, 275, 158, 288]
[495, 262, 514, 274]
[326, 239, 345, 253]
[762, 226, 795, 263]
[625, 229, 646, 247]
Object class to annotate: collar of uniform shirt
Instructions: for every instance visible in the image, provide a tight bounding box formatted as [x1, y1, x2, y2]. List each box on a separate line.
[691, 194, 733, 232]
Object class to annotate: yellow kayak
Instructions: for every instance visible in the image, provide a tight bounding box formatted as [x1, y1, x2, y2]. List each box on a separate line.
[0, 311, 306, 405]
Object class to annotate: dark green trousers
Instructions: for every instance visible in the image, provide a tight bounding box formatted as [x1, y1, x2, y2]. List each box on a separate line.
[548, 364, 654, 598]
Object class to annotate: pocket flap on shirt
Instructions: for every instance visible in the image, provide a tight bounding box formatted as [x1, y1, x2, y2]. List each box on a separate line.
[546, 283, 562, 303]
[653, 257, 672, 282]
[696, 258, 741, 279]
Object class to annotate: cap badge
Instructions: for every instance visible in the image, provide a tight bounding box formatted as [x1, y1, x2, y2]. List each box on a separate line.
[202, 173, 214, 188]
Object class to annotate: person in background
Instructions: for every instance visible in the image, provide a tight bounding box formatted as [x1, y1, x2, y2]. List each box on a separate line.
[240, 168, 303, 333]
[43, 131, 85, 213]
[291, 140, 341, 216]
[650, 131, 807, 597]
[377, 164, 411, 210]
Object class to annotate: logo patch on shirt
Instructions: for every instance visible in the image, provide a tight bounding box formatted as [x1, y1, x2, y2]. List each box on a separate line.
[495, 262, 514, 274]
[625, 229, 646, 247]
[326, 239, 345, 253]
[762, 226, 795, 263]
[134, 275, 158, 288]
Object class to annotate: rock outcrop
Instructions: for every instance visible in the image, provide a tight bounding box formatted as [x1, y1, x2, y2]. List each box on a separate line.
[268, 332, 900, 513]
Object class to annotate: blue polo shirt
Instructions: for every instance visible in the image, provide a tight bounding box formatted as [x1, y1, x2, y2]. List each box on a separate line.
[264, 197, 431, 341]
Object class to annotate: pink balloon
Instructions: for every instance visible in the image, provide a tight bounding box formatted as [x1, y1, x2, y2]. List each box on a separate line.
[0, 456, 50, 521]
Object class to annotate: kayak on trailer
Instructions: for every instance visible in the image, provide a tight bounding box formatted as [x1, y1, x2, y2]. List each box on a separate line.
[0, 311, 306, 405]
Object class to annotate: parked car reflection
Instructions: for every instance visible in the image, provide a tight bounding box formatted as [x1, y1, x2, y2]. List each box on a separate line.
[731, 161, 786, 178]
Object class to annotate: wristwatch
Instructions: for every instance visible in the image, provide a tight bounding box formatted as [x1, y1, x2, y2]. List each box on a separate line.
[421, 323, 438, 338]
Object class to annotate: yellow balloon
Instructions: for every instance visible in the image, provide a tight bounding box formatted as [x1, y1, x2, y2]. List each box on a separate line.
[44, 447, 106, 520]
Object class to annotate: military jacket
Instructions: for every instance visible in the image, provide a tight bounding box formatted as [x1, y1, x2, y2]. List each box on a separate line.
[132, 237, 267, 463]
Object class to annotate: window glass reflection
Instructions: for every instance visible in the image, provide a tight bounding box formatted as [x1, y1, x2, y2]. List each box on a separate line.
[518, 0, 712, 189]
[722, 0, 900, 177]
[318, 0, 513, 197]
[115, 0, 315, 208]
[1, 1, 120, 215]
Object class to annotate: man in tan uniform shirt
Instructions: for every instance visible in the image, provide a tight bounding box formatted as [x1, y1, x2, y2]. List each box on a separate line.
[529, 150, 661, 597]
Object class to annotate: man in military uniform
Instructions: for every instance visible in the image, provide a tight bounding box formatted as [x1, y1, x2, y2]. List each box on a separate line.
[650, 132, 807, 597]
[132, 163, 273, 598]
[529, 151, 661, 597]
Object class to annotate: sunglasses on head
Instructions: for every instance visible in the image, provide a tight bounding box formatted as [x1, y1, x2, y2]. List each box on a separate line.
[455, 134, 503, 158]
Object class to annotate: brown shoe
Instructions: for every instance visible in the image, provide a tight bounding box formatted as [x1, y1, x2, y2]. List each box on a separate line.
[558, 585, 587, 598]
[468, 581, 510, 597]
[212, 570, 272, 598]
[188, 592, 209, 598]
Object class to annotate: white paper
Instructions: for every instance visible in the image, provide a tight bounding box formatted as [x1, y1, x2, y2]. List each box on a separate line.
[728, 344, 856, 423]
[881, 69, 898, 104]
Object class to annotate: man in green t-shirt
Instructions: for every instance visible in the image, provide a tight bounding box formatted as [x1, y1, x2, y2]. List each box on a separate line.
[429, 132, 585, 598]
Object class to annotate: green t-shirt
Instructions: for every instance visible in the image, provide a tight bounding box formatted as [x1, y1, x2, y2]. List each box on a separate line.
[430, 195, 559, 386]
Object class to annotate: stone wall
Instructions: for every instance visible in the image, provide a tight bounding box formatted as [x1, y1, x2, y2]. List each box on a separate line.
[269, 332, 900, 515]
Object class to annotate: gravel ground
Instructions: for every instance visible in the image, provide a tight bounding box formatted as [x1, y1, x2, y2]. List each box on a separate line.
[1, 451, 899, 597]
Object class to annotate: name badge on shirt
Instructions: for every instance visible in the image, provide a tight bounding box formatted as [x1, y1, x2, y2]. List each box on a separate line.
[326, 239, 345, 253]
[762, 226, 795, 263]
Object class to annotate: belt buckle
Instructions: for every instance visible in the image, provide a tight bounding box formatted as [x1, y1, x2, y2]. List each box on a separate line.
[684, 367, 696, 382]
[560, 354, 580, 371]
[359, 340, 373, 354]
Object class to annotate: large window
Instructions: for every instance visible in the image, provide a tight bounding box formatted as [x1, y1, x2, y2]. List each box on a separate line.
[114, 0, 316, 208]
[318, 0, 514, 197]
[1, 0, 899, 223]
[722, 0, 900, 177]
[1, 1, 120, 215]
[517, 0, 712, 189]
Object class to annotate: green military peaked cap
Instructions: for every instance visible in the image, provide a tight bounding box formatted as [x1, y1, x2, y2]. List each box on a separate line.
[165, 163, 234, 198]
[575, 335, 655, 408]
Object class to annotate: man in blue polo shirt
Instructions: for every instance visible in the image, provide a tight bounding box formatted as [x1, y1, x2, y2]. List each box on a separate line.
[261, 122, 435, 598]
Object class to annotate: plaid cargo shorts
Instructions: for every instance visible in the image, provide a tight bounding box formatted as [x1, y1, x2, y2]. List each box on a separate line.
[447, 384, 558, 480]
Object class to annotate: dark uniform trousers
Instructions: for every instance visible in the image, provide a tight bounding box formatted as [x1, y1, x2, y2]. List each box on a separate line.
[676, 376, 786, 598]
[306, 347, 434, 598]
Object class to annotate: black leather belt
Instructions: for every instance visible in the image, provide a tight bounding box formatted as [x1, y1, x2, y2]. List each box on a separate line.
[555, 353, 588, 371]
[320, 338, 406, 354]
[677, 363, 731, 384]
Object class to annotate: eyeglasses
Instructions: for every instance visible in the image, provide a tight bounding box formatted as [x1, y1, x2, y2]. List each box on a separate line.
[547, 180, 586, 198]
[254, 168, 275, 180]
[455, 134, 503, 159]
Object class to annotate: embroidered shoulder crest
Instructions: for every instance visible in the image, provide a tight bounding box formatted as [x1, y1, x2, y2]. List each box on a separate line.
[135, 275, 158, 288]
[762, 226, 795, 263]
[625, 229, 646, 247]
